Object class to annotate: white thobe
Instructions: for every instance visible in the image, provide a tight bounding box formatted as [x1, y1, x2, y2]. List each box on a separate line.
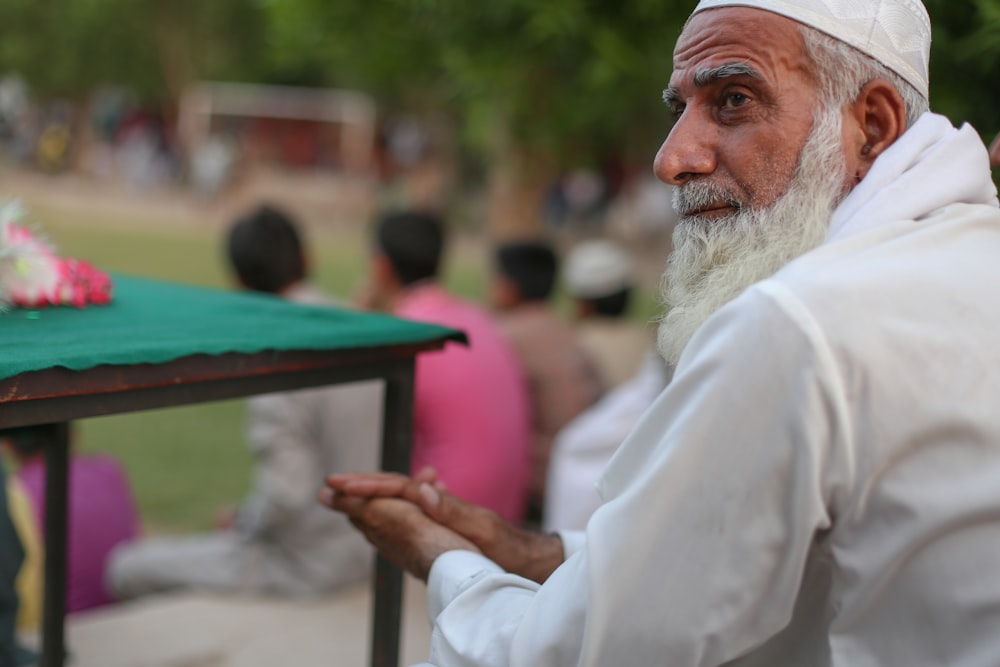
[419, 115, 1000, 666]
[543, 348, 672, 532]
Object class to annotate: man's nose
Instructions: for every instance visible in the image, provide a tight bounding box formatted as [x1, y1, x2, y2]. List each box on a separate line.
[654, 114, 717, 186]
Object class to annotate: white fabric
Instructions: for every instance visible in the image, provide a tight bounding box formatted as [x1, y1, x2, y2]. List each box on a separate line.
[543, 348, 672, 532]
[827, 112, 999, 240]
[691, 0, 931, 99]
[562, 239, 633, 298]
[420, 114, 1000, 666]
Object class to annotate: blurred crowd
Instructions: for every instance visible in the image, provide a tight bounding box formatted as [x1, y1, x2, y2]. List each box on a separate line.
[0, 75, 678, 249]
[0, 77, 179, 187]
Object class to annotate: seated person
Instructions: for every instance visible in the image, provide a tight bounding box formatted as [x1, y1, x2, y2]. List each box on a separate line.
[5, 476, 41, 632]
[563, 239, 652, 388]
[1, 423, 139, 616]
[490, 241, 604, 522]
[109, 204, 383, 599]
[0, 453, 37, 667]
[360, 210, 532, 522]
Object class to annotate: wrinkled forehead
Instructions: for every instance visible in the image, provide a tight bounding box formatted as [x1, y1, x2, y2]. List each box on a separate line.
[670, 8, 811, 88]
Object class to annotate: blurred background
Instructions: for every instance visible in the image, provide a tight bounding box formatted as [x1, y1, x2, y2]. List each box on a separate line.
[0, 0, 991, 534]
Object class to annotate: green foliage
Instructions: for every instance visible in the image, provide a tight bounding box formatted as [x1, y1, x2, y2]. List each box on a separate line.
[260, 0, 1000, 174]
[0, 0, 269, 101]
[262, 0, 688, 167]
[926, 0, 997, 137]
[1, 1, 998, 178]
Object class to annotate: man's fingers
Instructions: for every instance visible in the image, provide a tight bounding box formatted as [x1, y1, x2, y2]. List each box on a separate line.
[318, 487, 372, 521]
[326, 471, 408, 491]
[413, 466, 439, 484]
[341, 478, 411, 497]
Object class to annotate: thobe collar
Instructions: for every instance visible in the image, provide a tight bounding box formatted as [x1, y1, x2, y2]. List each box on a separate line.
[827, 112, 999, 243]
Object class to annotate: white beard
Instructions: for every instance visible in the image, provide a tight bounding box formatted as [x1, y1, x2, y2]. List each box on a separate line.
[657, 107, 849, 366]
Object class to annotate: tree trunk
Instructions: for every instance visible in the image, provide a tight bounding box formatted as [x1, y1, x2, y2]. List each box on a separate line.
[153, 0, 196, 105]
[485, 133, 556, 240]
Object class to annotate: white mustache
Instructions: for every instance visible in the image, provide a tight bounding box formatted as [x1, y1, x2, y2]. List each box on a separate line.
[673, 181, 746, 217]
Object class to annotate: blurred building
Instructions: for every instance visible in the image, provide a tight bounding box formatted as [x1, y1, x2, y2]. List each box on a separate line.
[178, 82, 377, 198]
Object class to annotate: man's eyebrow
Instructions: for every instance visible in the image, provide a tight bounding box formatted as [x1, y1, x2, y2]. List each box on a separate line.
[693, 62, 761, 87]
[662, 62, 761, 106]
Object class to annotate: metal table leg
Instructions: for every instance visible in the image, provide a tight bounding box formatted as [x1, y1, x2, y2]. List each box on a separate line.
[41, 422, 69, 667]
[371, 360, 415, 667]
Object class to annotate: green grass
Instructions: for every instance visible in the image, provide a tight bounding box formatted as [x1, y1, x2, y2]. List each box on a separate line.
[16, 202, 660, 534]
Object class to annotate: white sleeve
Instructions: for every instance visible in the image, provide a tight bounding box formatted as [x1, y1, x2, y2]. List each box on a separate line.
[421, 283, 852, 667]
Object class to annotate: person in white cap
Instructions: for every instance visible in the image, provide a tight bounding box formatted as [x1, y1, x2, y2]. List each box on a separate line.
[563, 239, 652, 388]
[323, 1, 1000, 665]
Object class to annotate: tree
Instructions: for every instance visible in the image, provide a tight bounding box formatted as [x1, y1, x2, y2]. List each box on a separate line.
[264, 0, 689, 236]
[925, 1, 1000, 142]
[0, 0, 268, 104]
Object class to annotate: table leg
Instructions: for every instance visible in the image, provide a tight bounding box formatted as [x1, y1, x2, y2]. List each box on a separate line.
[41, 422, 69, 667]
[371, 360, 415, 667]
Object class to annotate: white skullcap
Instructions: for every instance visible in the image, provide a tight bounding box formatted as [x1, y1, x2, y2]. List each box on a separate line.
[563, 240, 634, 299]
[691, 0, 931, 100]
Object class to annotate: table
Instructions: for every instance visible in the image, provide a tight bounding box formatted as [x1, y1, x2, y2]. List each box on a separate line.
[0, 274, 466, 667]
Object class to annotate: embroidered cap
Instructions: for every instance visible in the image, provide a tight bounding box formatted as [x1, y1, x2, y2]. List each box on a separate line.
[690, 0, 932, 100]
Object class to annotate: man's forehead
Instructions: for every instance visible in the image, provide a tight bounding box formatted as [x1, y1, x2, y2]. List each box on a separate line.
[669, 8, 805, 88]
[685, 0, 931, 99]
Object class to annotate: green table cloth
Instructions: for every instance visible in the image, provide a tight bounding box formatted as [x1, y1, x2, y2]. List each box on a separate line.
[0, 274, 465, 380]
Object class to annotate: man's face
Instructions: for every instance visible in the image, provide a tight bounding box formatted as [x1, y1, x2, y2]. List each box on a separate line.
[654, 8, 853, 365]
[654, 7, 826, 212]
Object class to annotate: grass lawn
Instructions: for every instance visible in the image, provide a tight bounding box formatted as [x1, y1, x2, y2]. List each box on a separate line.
[9, 195, 662, 535]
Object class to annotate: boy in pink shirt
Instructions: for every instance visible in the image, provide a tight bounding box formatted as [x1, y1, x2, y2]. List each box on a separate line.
[362, 211, 531, 522]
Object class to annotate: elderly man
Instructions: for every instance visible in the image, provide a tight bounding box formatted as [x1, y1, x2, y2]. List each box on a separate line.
[323, 1, 1000, 665]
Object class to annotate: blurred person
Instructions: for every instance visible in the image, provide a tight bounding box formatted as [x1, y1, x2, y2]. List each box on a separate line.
[633, 176, 680, 239]
[543, 348, 672, 532]
[225, 203, 328, 303]
[490, 241, 604, 524]
[109, 204, 382, 599]
[189, 133, 239, 198]
[361, 210, 531, 522]
[0, 454, 37, 667]
[563, 239, 651, 388]
[0, 423, 138, 616]
[319, 2, 1000, 665]
[989, 130, 1000, 169]
[5, 476, 40, 633]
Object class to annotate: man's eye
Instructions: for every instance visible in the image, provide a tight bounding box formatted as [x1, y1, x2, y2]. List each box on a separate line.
[723, 92, 749, 109]
[668, 103, 685, 120]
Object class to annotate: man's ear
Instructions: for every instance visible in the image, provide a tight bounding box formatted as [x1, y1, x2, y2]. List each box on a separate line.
[844, 79, 907, 182]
